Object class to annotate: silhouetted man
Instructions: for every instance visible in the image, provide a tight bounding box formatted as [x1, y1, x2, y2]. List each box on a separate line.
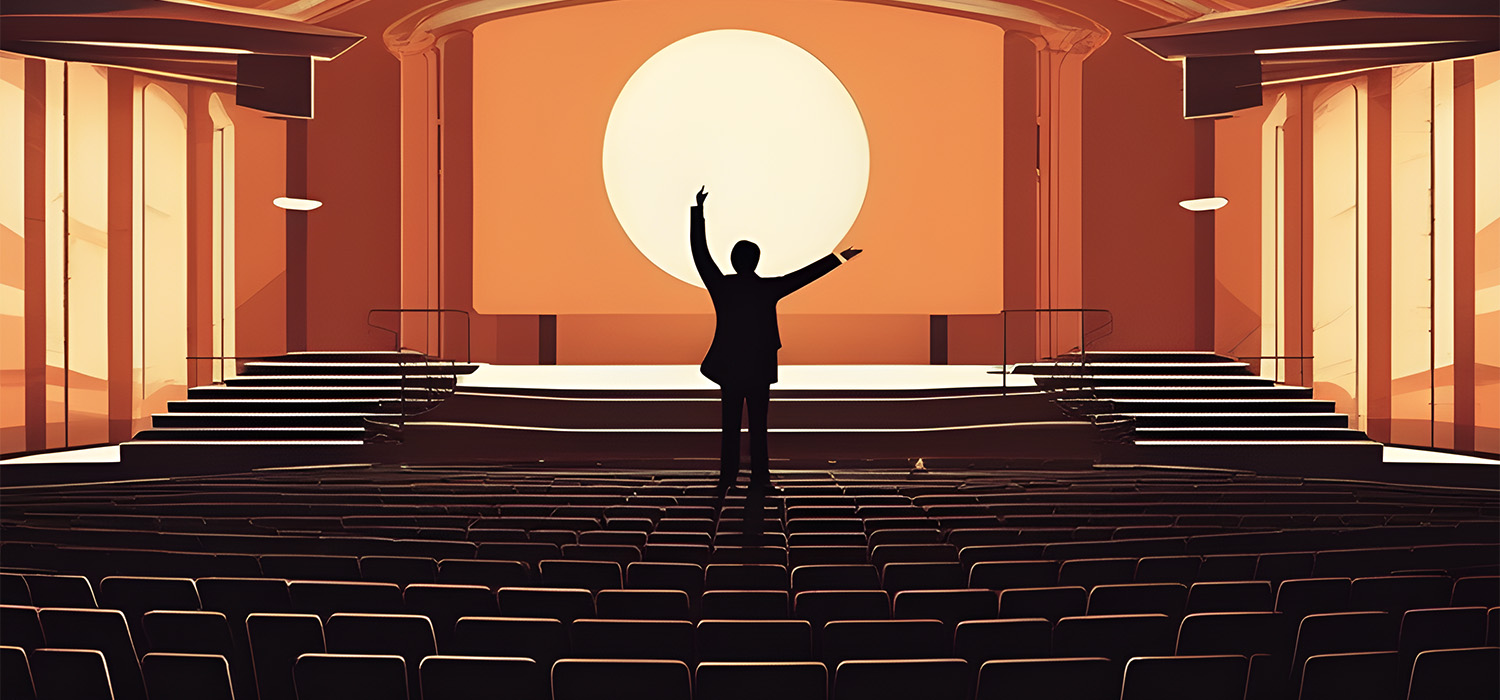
[690, 186, 861, 494]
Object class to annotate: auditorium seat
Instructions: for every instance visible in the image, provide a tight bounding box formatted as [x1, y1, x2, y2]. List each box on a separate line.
[1176, 611, 1287, 657]
[25, 574, 97, 608]
[791, 564, 880, 592]
[198, 577, 292, 629]
[570, 619, 695, 663]
[98, 576, 201, 642]
[1086, 582, 1187, 618]
[419, 655, 546, 700]
[477, 543, 561, 568]
[263, 554, 362, 581]
[1186, 580, 1275, 613]
[1398, 607, 1487, 672]
[496, 587, 594, 623]
[882, 562, 966, 592]
[594, 588, 691, 621]
[976, 657, 1117, 700]
[539, 559, 623, 592]
[142, 653, 235, 700]
[702, 590, 789, 619]
[794, 590, 891, 630]
[625, 562, 704, 602]
[451, 617, 568, 664]
[790, 546, 868, 567]
[561, 544, 641, 567]
[953, 618, 1051, 664]
[822, 619, 949, 665]
[294, 653, 408, 700]
[28, 648, 114, 700]
[37, 607, 147, 700]
[1199, 554, 1262, 583]
[1451, 576, 1500, 608]
[0, 646, 35, 700]
[1298, 651, 1400, 700]
[697, 619, 813, 662]
[998, 586, 1087, 622]
[1134, 555, 1200, 584]
[1052, 614, 1175, 666]
[290, 580, 404, 619]
[0, 605, 43, 651]
[1120, 654, 1249, 700]
[1406, 647, 1500, 700]
[705, 563, 788, 591]
[1256, 552, 1316, 585]
[360, 556, 438, 586]
[1350, 575, 1452, 615]
[1, 573, 32, 605]
[579, 530, 649, 547]
[892, 588, 997, 631]
[643, 543, 712, 565]
[1291, 611, 1396, 688]
[435, 559, 530, 589]
[1059, 558, 1138, 589]
[711, 546, 789, 565]
[967, 560, 1060, 591]
[324, 613, 436, 699]
[247, 613, 325, 700]
[142, 609, 235, 655]
[551, 658, 692, 700]
[402, 584, 496, 650]
[696, 661, 827, 700]
[832, 658, 968, 700]
[1276, 578, 1352, 619]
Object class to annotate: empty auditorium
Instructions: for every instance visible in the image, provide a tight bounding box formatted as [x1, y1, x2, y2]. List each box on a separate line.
[1, 0, 1497, 698]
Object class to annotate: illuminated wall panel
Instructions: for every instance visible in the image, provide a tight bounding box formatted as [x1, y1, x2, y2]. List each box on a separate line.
[1260, 97, 1288, 381]
[1475, 54, 1500, 453]
[45, 62, 65, 447]
[0, 56, 23, 451]
[1311, 84, 1365, 427]
[66, 64, 110, 446]
[1432, 61, 1456, 449]
[1389, 66, 1435, 446]
[138, 84, 189, 422]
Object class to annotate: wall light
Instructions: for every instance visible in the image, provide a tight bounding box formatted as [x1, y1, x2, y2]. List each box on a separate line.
[1179, 196, 1228, 211]
[274, 197, 323, 211]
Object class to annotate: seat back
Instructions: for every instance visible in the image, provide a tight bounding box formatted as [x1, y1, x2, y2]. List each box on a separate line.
[551, 658, 692, 700]
[141, 653, 235, 700]
[419, 655, 545, 700]
[294, 653, 408, 700]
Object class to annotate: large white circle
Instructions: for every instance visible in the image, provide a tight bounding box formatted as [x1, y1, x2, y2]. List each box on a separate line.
[603, 30, 870, 287]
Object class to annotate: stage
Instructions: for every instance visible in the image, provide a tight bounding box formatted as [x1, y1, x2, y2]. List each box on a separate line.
[395, 364, 1098, 464]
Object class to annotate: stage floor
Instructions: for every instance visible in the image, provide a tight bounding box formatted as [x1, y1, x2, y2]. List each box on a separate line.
[460, 364, 1038, 392]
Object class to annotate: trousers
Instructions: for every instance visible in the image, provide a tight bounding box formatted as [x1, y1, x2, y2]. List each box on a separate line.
[718, 383, 770, 486]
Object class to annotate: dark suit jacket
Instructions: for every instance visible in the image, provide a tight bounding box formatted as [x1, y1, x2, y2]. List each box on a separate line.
[691, 204, 841, 387]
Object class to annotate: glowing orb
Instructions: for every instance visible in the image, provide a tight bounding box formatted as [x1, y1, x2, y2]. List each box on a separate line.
[603, 29, 870, 287]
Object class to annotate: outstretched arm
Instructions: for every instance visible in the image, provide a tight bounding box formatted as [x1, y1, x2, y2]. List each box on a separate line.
[773, 246, 862, 298]
[689, 187, 722, 286]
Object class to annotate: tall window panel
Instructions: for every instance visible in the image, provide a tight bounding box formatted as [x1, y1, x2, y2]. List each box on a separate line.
[1260, 96, 1288, 382]
[0, 56, 24, 451]
[1311, 83, 1366, 429]
[136, 84, 189, 425]
[45, 62, 65, 446]
[1389, 65, 1435, 446]
[1475, 54, 1499, 453]
[1431, 61, 1456, 449]
[66, 64, 110, 446]
[209, 94, 237, 385]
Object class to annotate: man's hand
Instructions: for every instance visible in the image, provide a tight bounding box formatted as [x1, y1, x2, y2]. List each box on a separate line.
[839, 247, 862, 261]
[696, 186, 708, 206]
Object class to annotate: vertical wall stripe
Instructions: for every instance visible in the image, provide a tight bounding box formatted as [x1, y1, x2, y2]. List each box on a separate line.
[1365, 71, 1393, 443]
[1452, 60, 1477, 451]
[23, 59, 47, 451]
[106, 70, 134, 443]
[1194, 118, 1215, 351]
[285, 118, 308, 352]
[930, 315, 949, 365]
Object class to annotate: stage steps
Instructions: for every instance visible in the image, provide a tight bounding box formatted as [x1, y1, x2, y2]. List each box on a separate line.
[121, 351, 478, 467]
[1015, 351, 1382, 467]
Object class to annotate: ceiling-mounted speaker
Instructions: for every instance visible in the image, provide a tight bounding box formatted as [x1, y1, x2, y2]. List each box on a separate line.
[237, 53, 314, 118]
[1182, 54, 1262, 119]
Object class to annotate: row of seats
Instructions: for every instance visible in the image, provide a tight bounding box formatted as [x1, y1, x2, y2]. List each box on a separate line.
[4, 601, 1498, 698]
[5, 643, 1496, 700]
[4, 571, 1498, 628]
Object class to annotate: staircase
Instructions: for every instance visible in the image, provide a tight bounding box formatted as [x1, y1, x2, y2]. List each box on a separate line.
[121, 351, 476, 468]
[1014, 351, 1384, 468]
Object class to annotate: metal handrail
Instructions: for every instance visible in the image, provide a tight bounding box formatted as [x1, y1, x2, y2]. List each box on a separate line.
[998, 308, 1115, 390]
[366, 308, 472, 363]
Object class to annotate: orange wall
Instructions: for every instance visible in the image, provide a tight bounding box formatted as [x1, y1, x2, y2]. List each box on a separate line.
[471, 0, 1006, 317]
[1078, 2, 1199, 351]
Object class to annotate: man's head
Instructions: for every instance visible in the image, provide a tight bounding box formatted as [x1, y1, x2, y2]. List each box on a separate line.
[731, 240, 760, 274]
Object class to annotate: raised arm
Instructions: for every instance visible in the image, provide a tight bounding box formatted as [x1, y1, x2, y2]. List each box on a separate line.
[690, 186, 722, 286]
[771, 247, 861, 299]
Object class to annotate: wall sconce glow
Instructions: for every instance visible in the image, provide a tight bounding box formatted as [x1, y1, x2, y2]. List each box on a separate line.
[273, 197, 323, 211]
[1179, 196, 1228, 212]
[602, 30, 869, 287]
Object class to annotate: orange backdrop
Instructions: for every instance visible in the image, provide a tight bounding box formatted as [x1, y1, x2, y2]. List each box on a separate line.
[472, 0, 1006, 315]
